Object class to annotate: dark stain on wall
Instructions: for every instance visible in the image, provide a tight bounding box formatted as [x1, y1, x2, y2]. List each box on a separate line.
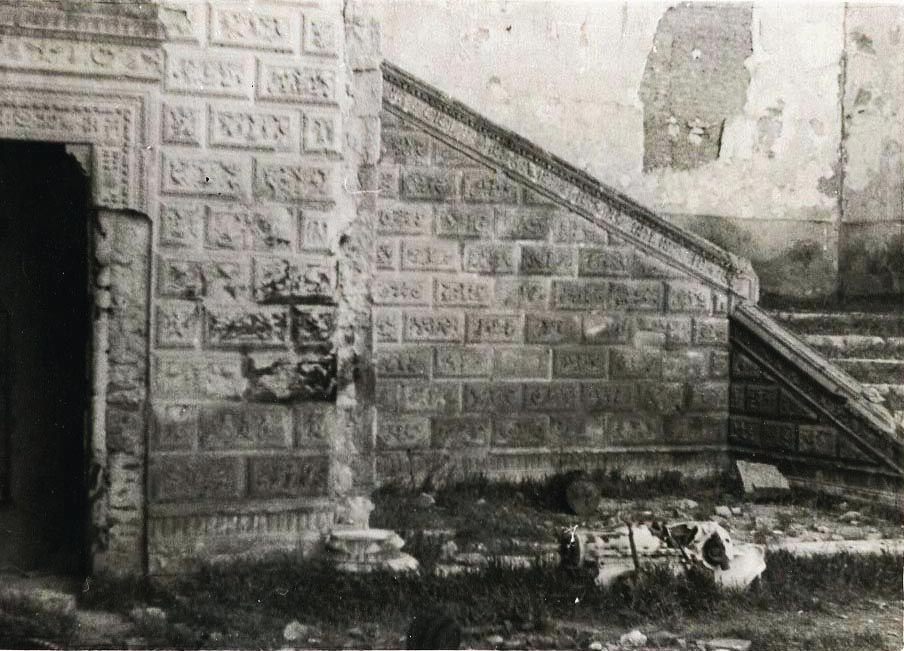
[640, 3, 753, 171]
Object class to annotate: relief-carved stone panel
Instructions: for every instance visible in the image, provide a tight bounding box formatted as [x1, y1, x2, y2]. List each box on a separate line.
[0, 34, 162, 79]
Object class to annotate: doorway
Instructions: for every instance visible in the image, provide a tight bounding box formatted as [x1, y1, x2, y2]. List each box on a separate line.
[0, 140, 91, 574]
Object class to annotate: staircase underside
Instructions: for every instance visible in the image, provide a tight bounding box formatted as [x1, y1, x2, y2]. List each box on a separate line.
[731, 304, 904, 507]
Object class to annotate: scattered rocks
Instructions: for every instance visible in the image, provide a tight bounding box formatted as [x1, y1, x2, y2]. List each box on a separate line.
[283, 620, 314, 642]
[714, 505, 732, 518]
[648, 630, 679, 646]
[702, 638, 751, 651]
[128, 606, 166, 627]
[619, 629, 647, 647]
[675, 498, 699, 511]
[840, 511, 862, 523]
[730, 506, 743, 516]
[440, 540, 459, 560]
[588, 642, 604, 651]
[486, 634, 505, 647]
[416, 492, 436, 508]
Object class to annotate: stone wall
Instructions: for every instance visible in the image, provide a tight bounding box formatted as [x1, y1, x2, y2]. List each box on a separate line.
[145, 1, 380, 574]
[0, 0, 381, 575]
[373, 66, 752, 486]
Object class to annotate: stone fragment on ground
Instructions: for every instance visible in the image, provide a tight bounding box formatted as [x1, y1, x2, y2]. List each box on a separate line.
[128, 606, 166, 626]
[701, 638, 751, 651]
[283, 620, 316, 642]
[714, 505, 732, 518]
[416, 492, 436, 508]
[565, 475, 601, 516]
[619, 629, 647, 647]
[735, 460, 790, 498]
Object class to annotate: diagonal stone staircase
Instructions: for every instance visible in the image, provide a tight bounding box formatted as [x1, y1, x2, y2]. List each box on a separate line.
[770, 310, 904, 426]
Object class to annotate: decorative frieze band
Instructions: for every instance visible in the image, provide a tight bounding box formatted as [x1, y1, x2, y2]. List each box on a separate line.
[0, 34, 162, 80]
[381, 62, 758, 299]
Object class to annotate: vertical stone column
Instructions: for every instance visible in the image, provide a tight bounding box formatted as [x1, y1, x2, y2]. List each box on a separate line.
[331, 0, 382, 522]
[91, 210, 152, 576]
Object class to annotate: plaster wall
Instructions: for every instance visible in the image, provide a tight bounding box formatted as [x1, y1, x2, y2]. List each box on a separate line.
[373, 1, 854, 299]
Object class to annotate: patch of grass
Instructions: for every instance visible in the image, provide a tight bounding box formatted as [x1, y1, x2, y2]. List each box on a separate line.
[0, 596, 76, 648]
[76, 548, 903, 649]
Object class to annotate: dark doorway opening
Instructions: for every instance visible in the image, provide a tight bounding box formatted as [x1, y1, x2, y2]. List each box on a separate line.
[0, 140, 90, 575]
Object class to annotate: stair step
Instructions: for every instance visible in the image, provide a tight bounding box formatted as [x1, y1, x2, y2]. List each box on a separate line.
[863, 384, 904, 411]
[803, 334, 904, 359]
[770, 311, 904, 337]
[836, 359, 904, 385]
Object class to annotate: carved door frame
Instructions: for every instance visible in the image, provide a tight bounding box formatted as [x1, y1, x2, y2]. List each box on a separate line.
[0, 82, 155, 574]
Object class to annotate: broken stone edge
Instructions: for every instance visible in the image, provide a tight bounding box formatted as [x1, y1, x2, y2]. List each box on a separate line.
[381, 61, 759, 302]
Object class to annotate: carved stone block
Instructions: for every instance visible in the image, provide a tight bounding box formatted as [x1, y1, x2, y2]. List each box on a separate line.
[523, 383, 580, 411]
[400, 239, 459, 271]
[525, 313, 581, 344]
[373, 277, 430, 306]
[162, 103, 202, 146]
[294, 404, 334, 448]
[433, 346, 491, 377]
[253, 161, 334, 203]
[378, 241, 398, 271]
[466, 314, 522, 343]
[494, 347, 549, 378]
[156, 301, 200, 348]
[151, 404, 198, 451]
[248, 456, 329, 498]
[553, 347, 607, 378]
[159, 201, 203, 249]
[493, 416, 550, 448]
[375, 347, 431, 378]
[403, 311, 464, 342]
[302, 110, 341, 153]
[253, 256, 334, 303]
[258, 62, 337, 103]
[161, 153, 250, 199]
[435, 206, 493, 238]
[433, 278, 491, 307]
[495, 279, 549, 310]
[463, 243, 516, 274]
[166, 51, 252, 97]
[495, 209, 550, 240]
[377, 417, 430, 450]
[199, 405, 291, 450]
[210, 105, 296, 152]
[461, 382, 521, 413]
[0, 35, 162, 79]
[581, 382, 635, 412]
[205, 305, 289, 348]
[149, 457, 243, 503]
[377, 203, 432, 236]
[431, 418, 491, 448]
[210, 6, 296, 52]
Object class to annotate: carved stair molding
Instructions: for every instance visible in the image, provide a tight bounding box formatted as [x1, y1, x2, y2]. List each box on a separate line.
[730, 301, 904, 479]
[381, 61, 759, 301]
[0, 1, 166, 44]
